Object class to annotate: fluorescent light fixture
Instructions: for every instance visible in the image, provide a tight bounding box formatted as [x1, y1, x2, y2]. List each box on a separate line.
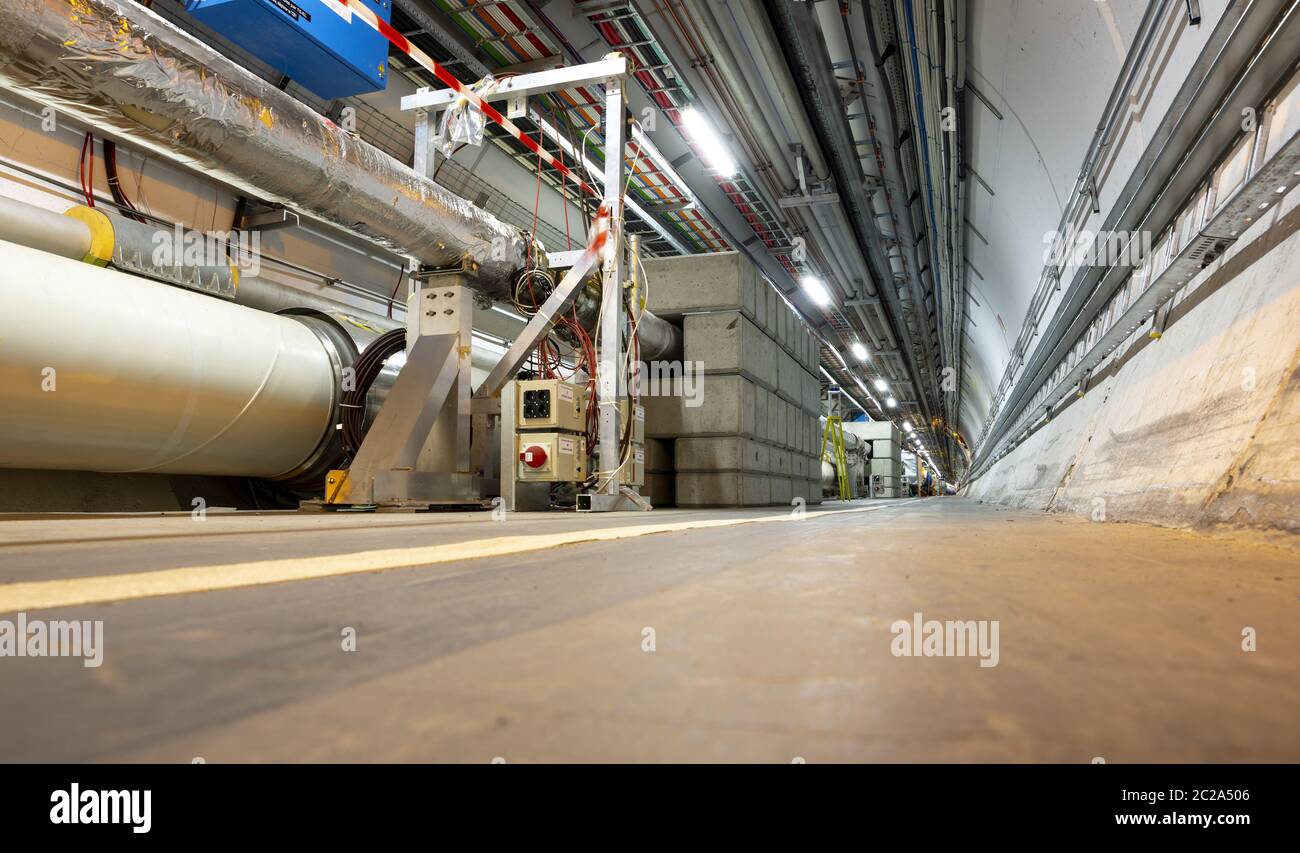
[682, 108, 736, 178]
[873, 378, 888, 392]
[886, 397, 897, 408]
[801, 275, 832, 307]
[850, 341, 869, 362]
[902, 421, 913, 432]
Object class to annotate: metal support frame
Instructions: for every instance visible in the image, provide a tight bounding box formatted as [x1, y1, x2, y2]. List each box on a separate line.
[401, 57, 628, 112]
[401, 55, 647, 512]
[581, 73, 649, 512]
[402, 56, 629, 181]
[322, 275, 481, 509]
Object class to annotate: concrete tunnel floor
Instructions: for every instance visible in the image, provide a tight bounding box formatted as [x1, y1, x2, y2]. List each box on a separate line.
[0, 497, 1296, 763]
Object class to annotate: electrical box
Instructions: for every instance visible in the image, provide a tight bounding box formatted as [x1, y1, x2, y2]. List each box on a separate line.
[615, 399, 645, 444]
[517, 433, 586, 483]
[185, 0, 392, 99]
[516, 379, 588, 433]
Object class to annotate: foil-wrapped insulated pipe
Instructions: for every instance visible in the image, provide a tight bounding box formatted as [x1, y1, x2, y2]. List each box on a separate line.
[0, 0, 530, 288]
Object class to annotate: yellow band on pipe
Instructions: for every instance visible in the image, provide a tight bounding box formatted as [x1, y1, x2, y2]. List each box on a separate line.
[63, 205, 115, 266]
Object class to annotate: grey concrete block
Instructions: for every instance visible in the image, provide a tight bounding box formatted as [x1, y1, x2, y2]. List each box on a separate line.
[801, 368, 816, 413]
[676, 472, 770, 507]
[769, 476, 793, 506]
[776, 348, 801, 404]
[685, 311, 776, 389]
[676, 437, 770, 472]
[871, 438, 903, 461]
[644, 438, 674, 473]
[756, 330, 778, 390]
[682, 375, 756, 436]
[847, 420, 902, 444]
[642, 378, 684, 437]
[753, 388, 770, 442]
[764, 283, 777, 337]
[772, 398, 788, 447]
[770, 447, 792, 476]
[645, 375, 760, 438]
[642, 251, 757, 320]
[766, 391, 782, 444]
[872, 457, 904, 476]
[786, 405, 801, 451]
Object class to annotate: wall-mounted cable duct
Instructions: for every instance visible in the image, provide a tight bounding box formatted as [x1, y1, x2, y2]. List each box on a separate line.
[0, 0, 529, 291]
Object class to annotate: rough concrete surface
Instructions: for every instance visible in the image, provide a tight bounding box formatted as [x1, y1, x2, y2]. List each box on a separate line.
[967, 186, 1300, 548]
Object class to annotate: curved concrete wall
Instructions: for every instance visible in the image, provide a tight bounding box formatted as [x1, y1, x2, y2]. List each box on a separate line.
[964, 185, 1300, 547]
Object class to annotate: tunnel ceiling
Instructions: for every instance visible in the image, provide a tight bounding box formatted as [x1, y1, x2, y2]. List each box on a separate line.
[958, 0, 1147, 441]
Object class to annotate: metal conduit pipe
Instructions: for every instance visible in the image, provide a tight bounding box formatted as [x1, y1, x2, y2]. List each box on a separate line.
[0, 0, 530, 290]
[727, 0, 831, 181]
[0, 239, 343, 479]
[765, 0, 933, 428]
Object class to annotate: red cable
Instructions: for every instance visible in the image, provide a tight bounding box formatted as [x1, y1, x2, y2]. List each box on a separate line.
[79, 132, 95, 207]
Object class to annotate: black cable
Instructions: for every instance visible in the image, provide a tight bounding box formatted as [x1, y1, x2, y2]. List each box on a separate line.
[339, 328, 407, 458]
[102, 140, 147, 223]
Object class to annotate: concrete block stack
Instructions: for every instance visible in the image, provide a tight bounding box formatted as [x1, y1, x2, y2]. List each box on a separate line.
[640, 251, 823, 507]
[845, 420, 904, 498]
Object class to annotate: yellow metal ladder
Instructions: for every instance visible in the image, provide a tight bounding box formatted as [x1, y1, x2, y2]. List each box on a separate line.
[820, 415, 851, 501]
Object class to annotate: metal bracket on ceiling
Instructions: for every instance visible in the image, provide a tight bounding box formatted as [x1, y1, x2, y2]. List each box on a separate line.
[240, 202, 300, 232]
[781, 144, 840, 208]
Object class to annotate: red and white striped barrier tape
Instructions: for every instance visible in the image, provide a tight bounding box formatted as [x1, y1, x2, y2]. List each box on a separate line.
[335, 0, 600, 198]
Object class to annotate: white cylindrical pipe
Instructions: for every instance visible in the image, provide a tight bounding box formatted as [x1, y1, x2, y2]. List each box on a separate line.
[0, 239, 338, 478]
[0, 195, 90, 262]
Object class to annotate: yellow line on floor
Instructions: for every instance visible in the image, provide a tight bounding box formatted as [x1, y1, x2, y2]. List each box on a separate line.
[0, 501, 920, 613]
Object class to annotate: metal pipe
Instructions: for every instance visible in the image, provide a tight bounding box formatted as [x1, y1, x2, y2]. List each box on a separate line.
[0, 238, 341, 479]
[0, 0, 529, 289]
[0, 194, 90, 262]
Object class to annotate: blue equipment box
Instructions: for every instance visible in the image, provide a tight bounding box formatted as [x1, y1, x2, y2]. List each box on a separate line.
[185, 0, 392, 100]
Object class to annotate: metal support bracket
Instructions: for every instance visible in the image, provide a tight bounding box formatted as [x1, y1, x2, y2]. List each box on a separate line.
[241, 202, 300, 232]
[324, 277, 481, 509]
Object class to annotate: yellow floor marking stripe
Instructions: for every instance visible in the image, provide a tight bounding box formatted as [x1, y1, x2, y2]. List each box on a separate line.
[0, 501, 921, 613]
